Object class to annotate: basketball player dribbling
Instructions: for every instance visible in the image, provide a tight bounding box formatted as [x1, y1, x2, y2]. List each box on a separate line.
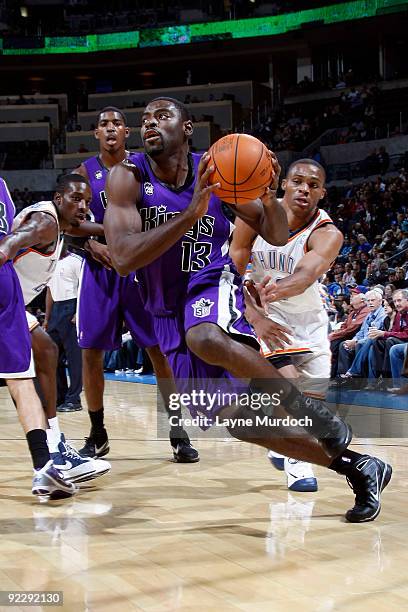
[5, 174, 110, 483]
[0, 177, 76, 499]
[103, 96, 391, 522]
[72, 106, 199, 462]
[231, 159, 341, 493]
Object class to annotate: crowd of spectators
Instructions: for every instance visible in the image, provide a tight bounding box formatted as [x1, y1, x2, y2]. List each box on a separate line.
[252, 82, 400, 153]
[252, 109, 314, 152]
[319, 171, 408, 391]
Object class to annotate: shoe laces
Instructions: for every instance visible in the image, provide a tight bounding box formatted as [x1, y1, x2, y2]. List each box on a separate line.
[63, 442, 83, 460]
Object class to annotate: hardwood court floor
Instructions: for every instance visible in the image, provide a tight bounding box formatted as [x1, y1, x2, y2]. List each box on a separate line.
[0, 381, 407, 612]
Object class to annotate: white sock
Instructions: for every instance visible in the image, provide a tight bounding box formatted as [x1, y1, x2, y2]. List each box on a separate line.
[48, 416, 61, 438]
[46, 428, 60, 453]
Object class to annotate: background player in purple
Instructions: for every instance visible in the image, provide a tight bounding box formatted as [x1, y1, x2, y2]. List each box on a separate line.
[73, 106, 199, 462]
[2, 174, 110, 484]
[104, 97, 392, 523]
[0, 177, 76, 499]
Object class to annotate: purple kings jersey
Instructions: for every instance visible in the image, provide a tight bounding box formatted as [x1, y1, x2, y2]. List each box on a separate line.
[83, 156, 109, 223]
[129, 152, 235, 315]
[0, 177, 16, 242]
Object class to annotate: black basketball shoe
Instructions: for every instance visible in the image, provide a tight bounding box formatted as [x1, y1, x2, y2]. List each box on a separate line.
[345, 455, 392, 523]
[79, 428, 110, 459]
[170, 436, 200, 463]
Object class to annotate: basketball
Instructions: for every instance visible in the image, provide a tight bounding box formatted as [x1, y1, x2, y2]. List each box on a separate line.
[208, 133, 274, 205]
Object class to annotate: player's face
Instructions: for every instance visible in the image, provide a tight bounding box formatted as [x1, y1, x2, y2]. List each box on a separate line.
[56, 182, 91, 227]
[141, 100, 192, 157]
[95, 111, 129, 152]
[282, 163, 326, 217]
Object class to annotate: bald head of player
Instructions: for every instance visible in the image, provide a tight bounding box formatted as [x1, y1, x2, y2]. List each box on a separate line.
[95, 106, 129, 155]
[141, 97, 193, 158]
[53, 173, 91, 229]
[281, 159, 326, 222]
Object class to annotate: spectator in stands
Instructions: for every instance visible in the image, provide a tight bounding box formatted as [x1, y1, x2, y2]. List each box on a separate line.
[356, 234, 372, 253]
[351, 261, 364, 284]
[342, 263, 356, 284]
[377, 261, 392, 285]
[383, 297, 398, 329]
[394, 267, 408, 289]
[385, 283, 397, 299]
[325, 272, 343, 297]
[364, 289, 408, 388]
[358, 250, 370, 270]
[339, 236, 353, 261]
[329, 288, 369, 378]
[337, 289, 385, 378]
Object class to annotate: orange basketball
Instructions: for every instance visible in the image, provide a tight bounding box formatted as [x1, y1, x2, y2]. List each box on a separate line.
[208, 133, 274, 205]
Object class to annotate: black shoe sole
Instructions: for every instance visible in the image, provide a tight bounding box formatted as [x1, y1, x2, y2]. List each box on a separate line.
[172, 453, 200, 464]
[346, 461, 392, 523]
[57, 406, 83, 412]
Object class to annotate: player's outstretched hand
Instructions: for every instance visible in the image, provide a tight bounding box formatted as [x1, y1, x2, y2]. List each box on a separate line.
[189, 153, 220, 220]
[257, 275, 279, 305]
[253, 316, 292, 351]
[260, 151, 281, 208]
[86, 239, 112, 270]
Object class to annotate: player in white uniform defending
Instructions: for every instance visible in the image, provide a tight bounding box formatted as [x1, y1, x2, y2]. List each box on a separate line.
[231, 159, 343, 492]
[2, 174, 111, 483]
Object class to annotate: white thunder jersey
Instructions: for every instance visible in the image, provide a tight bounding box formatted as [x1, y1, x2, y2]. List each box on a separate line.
[13, 201, 63, 306]
[249, 207, 333, 387]
[251, 208, 333, 315]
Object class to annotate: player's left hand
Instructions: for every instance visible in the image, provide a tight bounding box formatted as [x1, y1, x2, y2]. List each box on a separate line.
[253, 316, 292, 350]
[260, 151, 280, 208]
[257, 275, 280, 305]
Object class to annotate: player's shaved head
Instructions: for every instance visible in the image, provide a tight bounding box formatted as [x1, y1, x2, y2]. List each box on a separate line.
[148, 97, 190, 121]
[287, 158, 326, 182]
[56, 173, 90, 193]
[97, 106, 127, 125]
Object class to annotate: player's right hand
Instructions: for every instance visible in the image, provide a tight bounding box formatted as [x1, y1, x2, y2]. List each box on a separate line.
[253, 316, 292, 350]
[86, 239, 112, 269]
[188, 153, 220, 220]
